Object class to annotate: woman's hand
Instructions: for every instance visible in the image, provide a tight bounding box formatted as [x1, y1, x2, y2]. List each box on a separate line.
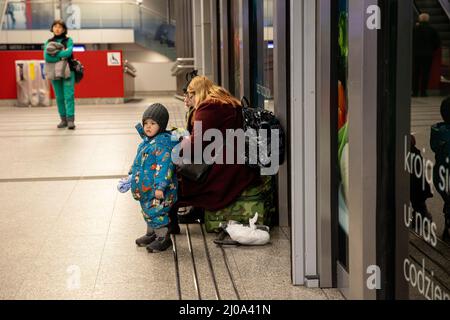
[155, 190, 164, 200]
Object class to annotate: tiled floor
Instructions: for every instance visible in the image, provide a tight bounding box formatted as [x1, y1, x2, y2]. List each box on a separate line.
[0, 97, 343, 300]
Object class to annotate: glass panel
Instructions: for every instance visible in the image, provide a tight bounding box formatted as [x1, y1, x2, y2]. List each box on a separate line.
[0, 0, 6, 28]
[1, 1, 170, 33]
[30, 1, 54, 30]
[137, 5, 176, 60]
[0, 1, 175, 60]
[2, 0, 28, 30]
[99, 4, 125, 28]
[2, 0, 55, 30]
[229, 0, 241, 97]
[337, 0, 349, 271]
[63, 3, 98, 29]
[121, 2, 136, 29]
[251, 0, 273, 112]
[407, 11, 450, 298]
[60, 2, 137, 29]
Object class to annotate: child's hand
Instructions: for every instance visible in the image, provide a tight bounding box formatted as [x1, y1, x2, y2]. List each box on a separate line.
[155, 190, 164, 200]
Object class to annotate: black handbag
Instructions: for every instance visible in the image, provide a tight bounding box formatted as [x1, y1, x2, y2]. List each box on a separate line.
[177, 163, 212, 183]
[177, 120, 224, 183]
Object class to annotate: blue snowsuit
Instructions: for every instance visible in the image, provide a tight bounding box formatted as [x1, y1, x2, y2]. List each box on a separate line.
[130, 124, 178, 229]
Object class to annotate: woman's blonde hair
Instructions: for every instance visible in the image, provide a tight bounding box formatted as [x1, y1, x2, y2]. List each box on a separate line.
[187, 76, 241, 109]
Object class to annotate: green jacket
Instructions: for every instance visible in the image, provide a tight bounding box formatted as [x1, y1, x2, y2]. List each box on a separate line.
[43, 37, 74, 63]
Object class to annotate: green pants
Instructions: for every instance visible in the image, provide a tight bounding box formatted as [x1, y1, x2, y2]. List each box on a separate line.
[52, 72, 75, 118]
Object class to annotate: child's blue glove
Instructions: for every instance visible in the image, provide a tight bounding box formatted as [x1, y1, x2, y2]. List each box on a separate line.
[117, 175, 132, 193]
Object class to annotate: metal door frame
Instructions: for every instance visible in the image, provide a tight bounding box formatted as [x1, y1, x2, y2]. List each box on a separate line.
[343, 0, 379, 300]
[290, 0, 318, 287]
[316, 0, 338, 289]
[273, 0, 290, 228]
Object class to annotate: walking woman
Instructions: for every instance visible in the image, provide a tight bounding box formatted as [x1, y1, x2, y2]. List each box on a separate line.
[44, 20, 76, 130]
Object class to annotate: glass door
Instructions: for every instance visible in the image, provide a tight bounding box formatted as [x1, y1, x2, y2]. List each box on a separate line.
[228, 0, 242, 97]
[380, 0, 450, 300]
[336, 0, 350, 274]
[404, 5, 450, 301]
[250, 0, 274, 112]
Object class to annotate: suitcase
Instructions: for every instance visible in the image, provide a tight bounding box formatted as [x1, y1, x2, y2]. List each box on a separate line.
[204, 176, 275, 233]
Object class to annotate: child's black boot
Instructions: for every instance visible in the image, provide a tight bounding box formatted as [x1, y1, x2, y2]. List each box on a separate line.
[147, 227, 172, 253]
[136, 226, 157, 247]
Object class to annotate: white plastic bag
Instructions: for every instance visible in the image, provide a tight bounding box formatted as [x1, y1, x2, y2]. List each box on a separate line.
[30, 89, 39, 107]
[225, 213, 270, 246]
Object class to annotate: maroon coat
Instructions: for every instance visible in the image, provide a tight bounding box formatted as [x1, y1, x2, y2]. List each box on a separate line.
[178, 99, 260, 211]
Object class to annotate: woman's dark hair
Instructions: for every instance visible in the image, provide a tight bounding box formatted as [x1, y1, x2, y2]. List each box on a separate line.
[50, 19, 68, 36]
[440, 96, 450, 124]
[183, 70, 199, 94]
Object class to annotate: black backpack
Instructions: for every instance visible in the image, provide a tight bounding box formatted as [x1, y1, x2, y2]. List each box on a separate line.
[60, 37, 84, 84]
[240, 97, 286, 171]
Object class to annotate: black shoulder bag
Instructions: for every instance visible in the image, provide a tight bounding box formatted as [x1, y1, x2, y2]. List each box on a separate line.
[177, 163, 212, 183]
[177, 136, 225, 184]
[62, 37, 84, 84]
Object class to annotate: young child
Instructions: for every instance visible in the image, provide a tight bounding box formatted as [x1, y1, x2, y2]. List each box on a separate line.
[119, 103, 178, 252]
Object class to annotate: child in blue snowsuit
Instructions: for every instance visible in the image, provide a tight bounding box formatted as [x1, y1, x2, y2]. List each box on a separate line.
[120, 103, 178, 253]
